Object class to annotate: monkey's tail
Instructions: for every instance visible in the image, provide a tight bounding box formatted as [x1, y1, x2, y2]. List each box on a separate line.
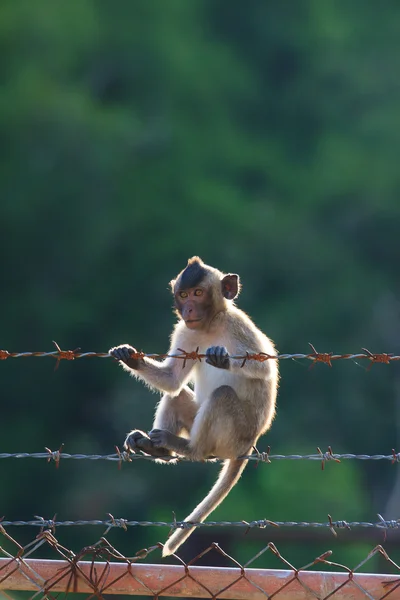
[162, 458, 248, 557]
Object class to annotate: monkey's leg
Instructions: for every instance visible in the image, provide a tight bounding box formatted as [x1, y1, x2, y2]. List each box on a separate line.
[150, 385, 255, 460]
[189, 385, 258, 460]
[148, 386, 198, 456]
[128, 387, 197, 458]
[153, 386, 197, 435]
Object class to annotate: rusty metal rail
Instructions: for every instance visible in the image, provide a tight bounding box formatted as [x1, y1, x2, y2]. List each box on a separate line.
[1, 531, 399, 599]
[1, 557, 399, 599]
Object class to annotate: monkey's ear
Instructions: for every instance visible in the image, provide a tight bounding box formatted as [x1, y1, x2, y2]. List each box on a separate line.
[221, 274, 240, 300]
[169, 279, 176, 292]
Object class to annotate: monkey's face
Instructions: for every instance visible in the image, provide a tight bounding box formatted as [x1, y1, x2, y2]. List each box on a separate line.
[175, 287, 213, 330]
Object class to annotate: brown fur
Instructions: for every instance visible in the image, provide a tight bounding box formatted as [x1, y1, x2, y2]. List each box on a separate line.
[109, 257, 279, 556]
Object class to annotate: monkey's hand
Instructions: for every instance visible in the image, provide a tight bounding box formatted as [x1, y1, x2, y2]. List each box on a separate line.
[124, 429, 171, 458]
[109, 344, 142, 370]
[205, 346, 230, 370]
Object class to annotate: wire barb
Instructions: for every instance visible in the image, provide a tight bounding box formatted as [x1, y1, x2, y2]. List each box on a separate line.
[33, 514, 57, 534]
[392, 448, 400, 464]
[52, 341, 80, 371]
[308, 343, 333, 369]
[252, 444, 271, 466]
[328, 514, 351, 537]
[362, 347, 394, 370]
[104, 514, 128, 535]
[177, 347, 202, 369]
[115, 445, 131, 469]
[44, 444, 64, 468]
[317, 446, 341, 470]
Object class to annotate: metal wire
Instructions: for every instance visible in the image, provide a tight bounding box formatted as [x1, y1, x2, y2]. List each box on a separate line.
[1, 448, 399, 464]
[0, 341, 399, 370]
[1, 514, 399, 532]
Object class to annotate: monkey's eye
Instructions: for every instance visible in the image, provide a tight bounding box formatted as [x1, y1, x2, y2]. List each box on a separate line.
[194, 289, 203, 296]
[179, 291, 188, 299]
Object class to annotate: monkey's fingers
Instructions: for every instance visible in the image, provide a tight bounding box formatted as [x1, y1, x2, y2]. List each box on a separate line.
[124, 429, 151, 452]
[206, 346, 230, 369]
[147, 429, 175, 457]
[125, 429, 171, 458]
[148, 428, 171, 448]
[109, 345, 138, 363]
[205, 346, 217, 366]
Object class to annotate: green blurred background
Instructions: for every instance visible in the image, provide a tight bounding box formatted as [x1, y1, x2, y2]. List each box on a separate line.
[1, 0, 400, 574]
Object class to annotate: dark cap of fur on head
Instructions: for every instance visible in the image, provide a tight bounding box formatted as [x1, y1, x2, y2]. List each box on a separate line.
[173, 256, 207, 291]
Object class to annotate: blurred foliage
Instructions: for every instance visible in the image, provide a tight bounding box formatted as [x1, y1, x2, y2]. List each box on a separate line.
[1, 0, 400, 568]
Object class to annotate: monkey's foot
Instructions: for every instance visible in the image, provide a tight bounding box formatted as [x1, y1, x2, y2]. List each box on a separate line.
[124, 429, 171, 458]
[149, 429, 190, 456]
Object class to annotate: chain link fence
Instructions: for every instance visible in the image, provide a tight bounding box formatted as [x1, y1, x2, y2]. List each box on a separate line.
[1, 528, 400, 599]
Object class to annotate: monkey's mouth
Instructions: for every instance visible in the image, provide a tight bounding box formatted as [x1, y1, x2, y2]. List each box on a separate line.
[185, 318, 203, 325]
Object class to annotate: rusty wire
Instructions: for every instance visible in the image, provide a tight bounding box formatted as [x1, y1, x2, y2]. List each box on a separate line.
[1, 514, 400, 534]
[1, 529, 400, 599]
[1, 341, 400, 369]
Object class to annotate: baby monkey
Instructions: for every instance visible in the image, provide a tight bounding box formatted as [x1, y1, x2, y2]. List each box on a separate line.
[109, 256, 278, 556]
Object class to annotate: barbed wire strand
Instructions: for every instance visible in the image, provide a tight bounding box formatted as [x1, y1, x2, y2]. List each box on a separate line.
[1, 530, 400, 599]
[1, 447, 399, 465]
[0, 341, 399, 369]
[1, 514, 399, 533]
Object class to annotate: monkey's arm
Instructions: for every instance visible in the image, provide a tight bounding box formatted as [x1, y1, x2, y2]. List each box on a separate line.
[109, 325, 194, 394]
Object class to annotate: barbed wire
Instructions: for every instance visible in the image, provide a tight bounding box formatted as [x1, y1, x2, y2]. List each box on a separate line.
[1, 514, 400, 535]
[1, 530, 400, 599]
[1, 446, 399, 466]
[0, 341, 399, 370]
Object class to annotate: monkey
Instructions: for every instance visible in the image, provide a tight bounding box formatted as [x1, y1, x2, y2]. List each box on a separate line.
[109, 256, 278, 557]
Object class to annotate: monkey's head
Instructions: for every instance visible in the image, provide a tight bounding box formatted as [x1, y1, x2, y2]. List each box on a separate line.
[170, 257, 241, 330]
